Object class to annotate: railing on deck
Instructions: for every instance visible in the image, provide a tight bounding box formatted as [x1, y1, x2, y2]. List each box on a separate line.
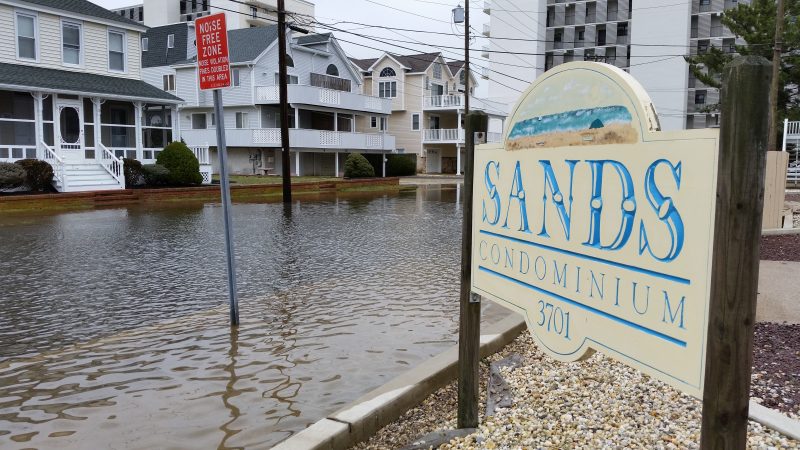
[423, 128, 463, 142]
[783, 120, 800, 184]
[41, 141, 66, 189]
[99, 143, 125, 188]
[0, 145, 37, 162]
[190, 145, 210, 164]
[310, 73, 351, 92]
[424, 94, 464, 109]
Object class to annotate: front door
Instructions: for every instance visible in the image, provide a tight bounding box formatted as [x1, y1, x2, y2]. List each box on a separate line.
[56, 100, 84, 162]
[426, 148, 441, 173]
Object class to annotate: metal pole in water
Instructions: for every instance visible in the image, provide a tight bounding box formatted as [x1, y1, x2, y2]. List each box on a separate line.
[214, 88, 240, 327]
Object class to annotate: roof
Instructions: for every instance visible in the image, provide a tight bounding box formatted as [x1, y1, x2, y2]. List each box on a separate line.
[173, 25, 279, 65]
[0, 62, 182, 103]
[142, 23, 191, 68]
[350, 57, 377, 72]
[447, 60, 464, 76]
[393, 52, 441, 73]
[15, 0, 144, 28]
[296, 33, 331, 46]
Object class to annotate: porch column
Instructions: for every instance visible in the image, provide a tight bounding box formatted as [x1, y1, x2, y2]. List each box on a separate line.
[382, 154, 386, 178]
[134, 102, 143, 160]
[92, 98, 103, 153]
[335, 151, 339, 177]
[173, 106, 181, 143]
[294, 107, 299, 128]
[333, 112, 338, 131]
[32, 93, 43, 157]
[295, 151, 300, 176]
[456, 144, 462, 176]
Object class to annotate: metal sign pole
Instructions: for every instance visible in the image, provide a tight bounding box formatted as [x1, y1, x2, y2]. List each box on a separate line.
[214, 88, 240, 327]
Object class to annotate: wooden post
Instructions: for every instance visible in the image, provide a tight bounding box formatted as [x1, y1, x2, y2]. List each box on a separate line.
[457, 111, 488, 429]
[767, 0, 785, 151]
[701, 56, 771, 449]
[278, 0, 291, 203]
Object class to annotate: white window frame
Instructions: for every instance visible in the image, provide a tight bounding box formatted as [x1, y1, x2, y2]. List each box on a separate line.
[15, 11, 38, 62]
[61, 20, 83, 67]
[411, 113, 420, 131]
[141, 37, 149, 52]
[167, 34, 175, 49]
[108, 29, 127, 73]
[235, 112, 249, 129]
[274, 72, 298, 85]
[379, 117, 388, 131]
[233, 68, 241, 87]
[379, 81, 397, 98]
[162, 74, 176, 92]
[370, 116, 377, 128]
[433, 63, 442, 79]
[191, 113, 207, 130]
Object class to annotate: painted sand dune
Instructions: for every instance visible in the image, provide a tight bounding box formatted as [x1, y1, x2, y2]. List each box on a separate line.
[507, 105, 637, 149]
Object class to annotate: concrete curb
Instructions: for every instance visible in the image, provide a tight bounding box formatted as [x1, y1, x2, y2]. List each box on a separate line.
[762, 228, 800, 235]
[273, 314, 526, 450]
[749, 401, 800, 440]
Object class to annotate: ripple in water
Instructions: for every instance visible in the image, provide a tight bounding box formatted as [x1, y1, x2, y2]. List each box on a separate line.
[0, 186, 508, 449]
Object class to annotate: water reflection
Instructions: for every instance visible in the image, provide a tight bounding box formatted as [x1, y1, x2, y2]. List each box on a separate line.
[0, 185, 508, 448]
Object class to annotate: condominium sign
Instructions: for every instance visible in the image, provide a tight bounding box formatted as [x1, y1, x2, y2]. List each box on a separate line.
[195, 13, 231, 91]
[472, 62, 719, 398]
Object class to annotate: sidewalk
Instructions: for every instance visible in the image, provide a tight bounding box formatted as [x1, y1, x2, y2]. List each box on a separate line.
[758, 260, 800, 324]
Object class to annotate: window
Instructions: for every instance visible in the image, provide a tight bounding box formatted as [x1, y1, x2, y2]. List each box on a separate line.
[211, 112, 215, 126]
[285, 54, 294, 67]
[274, 73, 298, 85]
[459, 70, 465, 85]
[235, 112, 249, 129]
[700, 0, 710, 4]
[162, 74, 175, 91]
[617, 23, 628, 37]
[411, 113, 420, 130]
[250, 6, 257, 18]
[62, 22, 81, 65]
[370, 116, 377, 128]
[191, 113, 207, 129]
[142, 104, 173, 155]
[0, 91, 36, 156]
[554, 29, 563, 42]
[233, 69, 241, 87]
[167, 34, 175, 49]
[433, 63, 442, 79]
[379, 67, 396, 77]
[379, 117, 388, 131]
[695, 90, 706, 104]
[577, 29, 585, 41]
[142, 37, 149, 51]
[326, 64, 339, 76]
[16, 13, 37, 60]
[108, 30, 125, 72]
[379, 81, 397, 98]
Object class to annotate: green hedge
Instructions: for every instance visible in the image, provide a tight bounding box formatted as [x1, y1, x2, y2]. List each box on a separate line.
[0, 162, 26, 190]
[15, 159, 54, 191]
[142, 164, 170, 186]
[344, 153, 375, 178]
[156, 141, 203, 186]
[123, 158, 144, 187]
[386, 155, 417, 176]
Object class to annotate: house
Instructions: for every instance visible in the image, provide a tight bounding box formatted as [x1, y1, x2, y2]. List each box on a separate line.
[350, 52, 507, 174]
[111, 0, 315, 30]
[142, 25, 395, 176]
[0, 0, 213, 192]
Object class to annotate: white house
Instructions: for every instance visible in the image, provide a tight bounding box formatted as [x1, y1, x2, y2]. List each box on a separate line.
[142, 25, 396, 176]
[0, 0, 214, 192]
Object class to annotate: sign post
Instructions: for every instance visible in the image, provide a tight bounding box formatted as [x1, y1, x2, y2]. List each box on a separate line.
[196, 13, 239, 326]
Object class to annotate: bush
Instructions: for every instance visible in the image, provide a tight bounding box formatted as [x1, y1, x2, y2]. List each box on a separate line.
[123, 158, 144, 187]
[142, 164, 171, 186]
[0, 162, 26, 190]
[386, 155, 417, 176]
[15, 159, 54, 191]
[155, 141, 202, 186]
[343, 153, 375, 178]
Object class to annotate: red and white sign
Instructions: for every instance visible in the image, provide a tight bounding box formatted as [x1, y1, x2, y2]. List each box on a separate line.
[195, 13, 231, 91]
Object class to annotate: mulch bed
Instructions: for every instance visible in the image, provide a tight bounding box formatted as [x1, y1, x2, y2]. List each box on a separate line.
[751, 322, 800, 416]
[760, 234, 800, 262]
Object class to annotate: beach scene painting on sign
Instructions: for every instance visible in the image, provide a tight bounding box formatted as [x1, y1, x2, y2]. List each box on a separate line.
[473, 62, 719, 398]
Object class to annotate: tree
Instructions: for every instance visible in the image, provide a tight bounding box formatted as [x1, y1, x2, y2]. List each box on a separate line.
[685, 0, 800, 123]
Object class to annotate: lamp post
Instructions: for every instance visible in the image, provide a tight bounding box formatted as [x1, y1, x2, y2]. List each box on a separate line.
[452, 4, 469, 114]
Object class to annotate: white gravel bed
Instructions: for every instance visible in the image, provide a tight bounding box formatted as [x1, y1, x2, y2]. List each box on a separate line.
[355, 332, 798, 449]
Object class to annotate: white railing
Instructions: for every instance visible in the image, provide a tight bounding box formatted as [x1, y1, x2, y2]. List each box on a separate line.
[253, 128, 282, 145]
[487, 132, 503, 143]
[424, 94, 464, 109]
[41, 141, 66, 188]
[255, 84, 392, 114]
[424, 128, 464, 142]
[0, 145, 37, 162]
[190, 145, 210, 164]
[785, 120, 800, 137]
[256, 85, 279, 103]
[99, 143, 125, 188]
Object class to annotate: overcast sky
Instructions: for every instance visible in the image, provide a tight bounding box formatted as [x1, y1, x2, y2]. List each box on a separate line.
[89, 0, 492, 95]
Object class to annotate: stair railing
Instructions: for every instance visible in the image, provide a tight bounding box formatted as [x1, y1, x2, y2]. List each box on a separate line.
[98, 143, 126, 188]
[41, 141, 66, 190]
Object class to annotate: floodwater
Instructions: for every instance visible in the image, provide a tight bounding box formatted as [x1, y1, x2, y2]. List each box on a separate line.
[0, 185, 508, 449]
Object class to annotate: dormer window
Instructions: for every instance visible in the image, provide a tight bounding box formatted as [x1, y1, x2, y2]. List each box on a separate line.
[16, 12, 37, 60]
[460, 70, 466, 85]
[379, 67, 396, 77]
[108, 30, 126, 72]
[62, 22, 81, 65]
[433, 63, 442, 79]
[167, 34, 175, 49]
[142, 37, 149, 52]
[326, 64, 339, 77]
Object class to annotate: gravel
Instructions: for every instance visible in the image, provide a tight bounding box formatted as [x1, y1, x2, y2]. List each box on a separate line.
[751, 322, 800, 417]
[761, 234, 800, 262]
[354, 328, 799, 449]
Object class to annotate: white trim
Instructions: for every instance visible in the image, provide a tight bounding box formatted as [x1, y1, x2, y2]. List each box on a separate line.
[366, 53, 411, 72]
[167, 33, 175, 49]
[378, 81, 397, 98]
[370, 116, 377, 128]
[14, 10, 38, 62]
[141, 37, 148, 52]
[107, 29, 127, 74]
[0, 83, 182, 105]
[411, 113, 420, 131]
[233, 68, 241, 87]
[60, 19, 83, 68]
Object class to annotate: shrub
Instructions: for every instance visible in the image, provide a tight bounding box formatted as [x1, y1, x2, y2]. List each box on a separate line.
[343, 153, 375, 178]
[0, 162, 26, 190]
[123, 158, 144, 187]
[142, 164, 171, 186]
[15, 159, 54, 191]
[156, 141, 202, 186]
[386, 155, 417, 176]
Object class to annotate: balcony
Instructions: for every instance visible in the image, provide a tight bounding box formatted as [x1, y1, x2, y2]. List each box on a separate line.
[481, 45, 490, 58]
[484, 0, 491, 14]
[310, 72, 351, 92]
[424, 94, 464, 109]
[423, 95, 508, 116]
[181, 128, 396, 152]
[423, 128, 464, 143]
[482, 23, 491, 37]
[255, 84, 392, 115]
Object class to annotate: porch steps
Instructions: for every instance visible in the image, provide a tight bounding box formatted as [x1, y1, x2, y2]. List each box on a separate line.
[58, 164, 124, 193]
[93, 190, 140, 206]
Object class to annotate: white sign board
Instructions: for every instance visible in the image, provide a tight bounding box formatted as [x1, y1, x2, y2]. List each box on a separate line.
[471, 62, 719, 398]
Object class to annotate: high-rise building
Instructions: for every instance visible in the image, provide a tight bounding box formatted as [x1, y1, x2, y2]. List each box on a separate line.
[484, 0, 744, 130]
[111, 0, 314, 29]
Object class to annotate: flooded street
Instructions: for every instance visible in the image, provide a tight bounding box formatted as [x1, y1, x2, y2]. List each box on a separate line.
[0, 185, 506, 449]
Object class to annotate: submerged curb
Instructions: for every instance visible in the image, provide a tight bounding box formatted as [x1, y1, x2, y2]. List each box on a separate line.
[273, 314, 526, 450]
[762, 228, 800, 235]
[748, 401, 800, 440]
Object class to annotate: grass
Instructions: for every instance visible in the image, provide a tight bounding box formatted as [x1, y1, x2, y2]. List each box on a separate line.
[213, 175, 341, 185]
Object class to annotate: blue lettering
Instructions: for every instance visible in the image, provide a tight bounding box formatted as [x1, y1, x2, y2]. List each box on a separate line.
[482, 161, 501, 225]
[583, 160, 636, 251]
[502, 161, 532, 233]
[662, 291, 686, 329]
[639, 159, 685, 262]
[538, 160, 578, 240]
[553, 261, 567, 288]
[590, 271, 605, 299]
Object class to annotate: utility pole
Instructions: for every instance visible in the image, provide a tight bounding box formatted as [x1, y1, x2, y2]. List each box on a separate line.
[464, 2, 470, 115]
[767, 0, 785, 151]
[278, 0, 292, 202]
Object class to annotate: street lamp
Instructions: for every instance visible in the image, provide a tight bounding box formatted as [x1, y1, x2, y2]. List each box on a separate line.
[452, 3, 469, 114]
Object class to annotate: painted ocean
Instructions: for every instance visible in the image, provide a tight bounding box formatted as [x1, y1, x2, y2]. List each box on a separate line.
[507, 105, 636, 149]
